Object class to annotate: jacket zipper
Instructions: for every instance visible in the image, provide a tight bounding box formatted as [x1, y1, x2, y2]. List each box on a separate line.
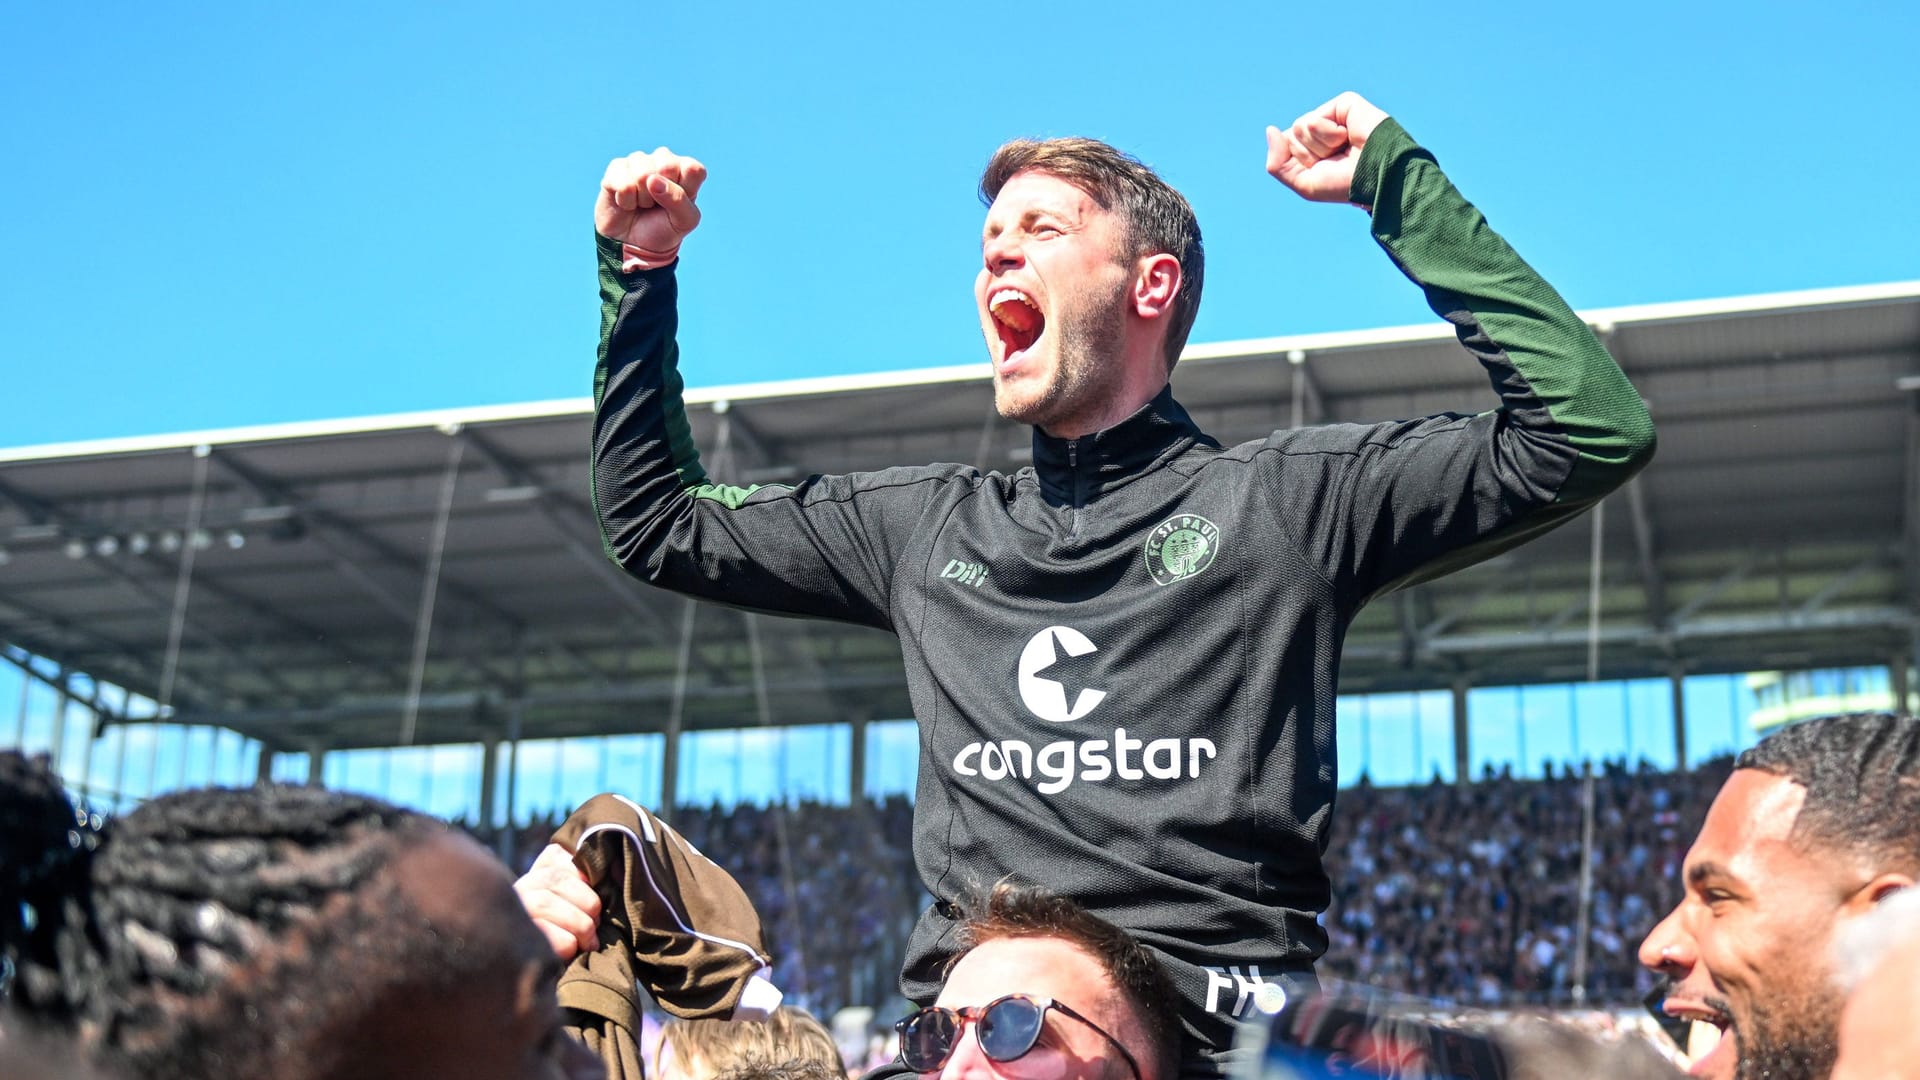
[1068, 440, 1082, 538]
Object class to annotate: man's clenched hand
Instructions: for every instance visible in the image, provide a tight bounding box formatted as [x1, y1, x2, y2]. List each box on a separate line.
[596, 148, 708, 268]
[513, 842, 602, 960]
[1265, 92, 1391, 205]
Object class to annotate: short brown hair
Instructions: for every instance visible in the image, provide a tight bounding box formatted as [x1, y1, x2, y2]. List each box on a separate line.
[657, 1006, 846, 1080]
[980, 138, 1205, 371]
[948, 881, 1182, 1080]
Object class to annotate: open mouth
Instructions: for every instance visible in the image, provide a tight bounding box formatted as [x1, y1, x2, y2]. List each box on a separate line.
[989, 287, 1044, 361]
[1668, 1002, 1733, 1077]
[1688, 1016, 1732, 1078]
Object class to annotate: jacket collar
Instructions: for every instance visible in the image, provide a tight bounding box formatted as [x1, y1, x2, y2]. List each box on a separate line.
[1030, 385, 1209, 502]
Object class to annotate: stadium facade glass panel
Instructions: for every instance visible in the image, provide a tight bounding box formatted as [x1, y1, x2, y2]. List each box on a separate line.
[1335, 690, 1454, 786]
[268, 750, 309, 786]
[1, 649, 1908, 814]
[864, 719, 920, 800]
[678, 723, 851, 808]
[324, 743, 488, 822]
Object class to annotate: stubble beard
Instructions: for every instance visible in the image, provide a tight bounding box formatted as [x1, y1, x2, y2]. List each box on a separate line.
[994, 281, 1131, 435]
[1735, 993, 1841, 1080]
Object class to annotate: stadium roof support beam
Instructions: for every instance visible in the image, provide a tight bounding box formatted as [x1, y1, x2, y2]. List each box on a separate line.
[211, 449, 479, 624]
[1421, 579, 1506, 640]
[1, 645, 128, 728]
[1450, 679, 1470, 786]
[207, 452, 435, 632]
[455, 429, 727, 685]
[1285, 350, 1329, 429]
[207, 448, 596, 693]
[1670, 553, 1758, 624]
[0, 475, 305, 704]
[171, 668, 914, 740]
[1394, 591, 1425, 667]
[0, 467, 417, 701]
[1668, 670, 1688, 770]
[710, 407, 793, 481]
[1534, 592, 1590, 636]
[1624, 479, 1670, 634]
[973, 399, 1002, 471]
[1904, 394, 1920, 610]
[0, 596, 197, 709]
[1796, 547, 1897, 618]
[1426, 604, 1916, 656]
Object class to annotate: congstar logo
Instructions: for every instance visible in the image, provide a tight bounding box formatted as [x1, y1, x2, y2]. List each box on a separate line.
[951, 625, 1217, 795]
[1017, 625, 1105, 722]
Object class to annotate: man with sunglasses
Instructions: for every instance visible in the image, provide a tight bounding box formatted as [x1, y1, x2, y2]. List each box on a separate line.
[1638, 712, 1920, 1080]
[892, 883, 1181, 1080]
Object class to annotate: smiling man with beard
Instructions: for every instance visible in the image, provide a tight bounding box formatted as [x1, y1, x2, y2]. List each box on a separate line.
[1639, 713, 1920, 1080]
[539, 92, 1655, 1077]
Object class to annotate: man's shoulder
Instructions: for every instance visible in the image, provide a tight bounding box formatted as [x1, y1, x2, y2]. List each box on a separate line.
[793, 461, 984, 491]
[769, 461, 1035, 512]
[1195, 420, 1425, 468]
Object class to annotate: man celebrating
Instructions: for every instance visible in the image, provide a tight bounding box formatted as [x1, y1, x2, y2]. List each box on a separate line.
[1640, 713, 1920, 1080]
[542, 92, 1653, 1074]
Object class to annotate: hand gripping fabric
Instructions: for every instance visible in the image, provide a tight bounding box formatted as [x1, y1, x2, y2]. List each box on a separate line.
[550, 793, 779, 1078]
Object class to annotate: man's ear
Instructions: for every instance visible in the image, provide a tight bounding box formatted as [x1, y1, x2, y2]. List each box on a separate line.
[1132, 254, 1182, 320]
[1849, 873, 1915, 913]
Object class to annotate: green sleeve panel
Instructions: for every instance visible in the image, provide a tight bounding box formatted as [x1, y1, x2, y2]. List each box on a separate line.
[1265, 118, 1658, 601]
[591, 236, 774, 512]
[590, 233, 949, 629]
[1351, 118, 1655, 506]
[594, 233, 729, 498]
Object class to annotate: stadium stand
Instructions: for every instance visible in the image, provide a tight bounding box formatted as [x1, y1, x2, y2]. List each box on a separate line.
[1320, 758, 1729, 1006]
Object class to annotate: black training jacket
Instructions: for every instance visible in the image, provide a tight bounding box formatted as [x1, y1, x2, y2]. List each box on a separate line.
[589, 118, 1655, 1071]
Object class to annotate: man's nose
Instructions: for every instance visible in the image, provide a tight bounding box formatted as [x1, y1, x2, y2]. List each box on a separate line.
[982, 233, 1023, 273]
[1637, 909, 1694, 974]
[938, 1027, 998, 1080]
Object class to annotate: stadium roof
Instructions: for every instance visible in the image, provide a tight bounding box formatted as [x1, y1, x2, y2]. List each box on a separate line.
[4, 280, 1919, 754]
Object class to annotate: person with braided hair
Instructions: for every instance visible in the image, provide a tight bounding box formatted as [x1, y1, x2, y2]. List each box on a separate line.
[0, 751, 604, 1080]
[1639, 713, 1920, 1080]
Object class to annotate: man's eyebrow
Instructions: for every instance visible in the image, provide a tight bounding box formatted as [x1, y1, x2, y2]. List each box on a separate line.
[1686, 860, 1737, 888]
[985, 208, 1055, 239]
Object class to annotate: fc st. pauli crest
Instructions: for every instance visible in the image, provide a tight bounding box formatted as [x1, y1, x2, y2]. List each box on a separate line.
[1144, 513, 1220, 586]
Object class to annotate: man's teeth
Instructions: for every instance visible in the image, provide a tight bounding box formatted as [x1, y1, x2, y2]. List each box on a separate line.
[990, 289, 1040, 333]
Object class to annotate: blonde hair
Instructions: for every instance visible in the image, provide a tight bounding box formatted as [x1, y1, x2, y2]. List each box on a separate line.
[656, 1006, 846, 1080]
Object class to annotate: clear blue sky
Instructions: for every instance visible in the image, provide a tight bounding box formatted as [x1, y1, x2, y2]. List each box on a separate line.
[4, 1, 1915, 450]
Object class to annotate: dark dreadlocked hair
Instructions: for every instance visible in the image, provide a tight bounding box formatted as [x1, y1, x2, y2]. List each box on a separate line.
[0, 751, 483, 1080]
[1736, 712, 1920, 868]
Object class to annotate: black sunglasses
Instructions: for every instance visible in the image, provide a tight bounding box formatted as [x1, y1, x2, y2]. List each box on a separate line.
[895, 993, 1143, 1079]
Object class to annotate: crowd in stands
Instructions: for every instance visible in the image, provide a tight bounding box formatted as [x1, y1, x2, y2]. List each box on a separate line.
[474, 756, 1729, 1019]
[1319, 757, 1730, 1007]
